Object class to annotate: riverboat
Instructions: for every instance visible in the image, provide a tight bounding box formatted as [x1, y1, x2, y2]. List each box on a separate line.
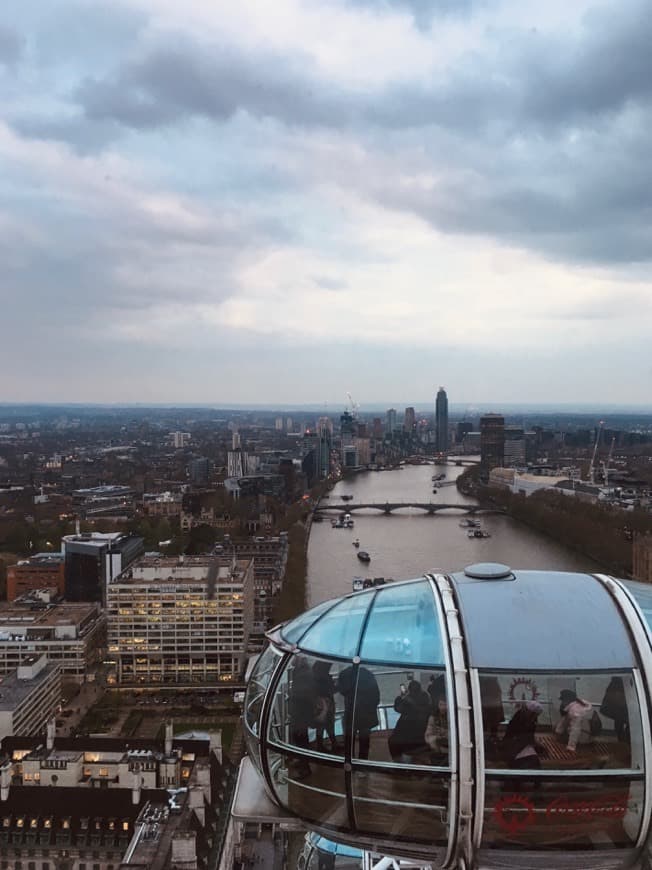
[357, 550, 371, 563]
[352, 576, 364, 592]
[352, 538, 360, 547]
[459, 518, 480, 528]
[467, 528, 490, 538]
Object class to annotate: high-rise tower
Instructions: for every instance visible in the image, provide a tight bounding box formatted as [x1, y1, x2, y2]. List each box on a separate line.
[435, 386, 449, 452]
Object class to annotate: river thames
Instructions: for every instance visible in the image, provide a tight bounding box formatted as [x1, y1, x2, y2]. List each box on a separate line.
[306, 461, 599, 606]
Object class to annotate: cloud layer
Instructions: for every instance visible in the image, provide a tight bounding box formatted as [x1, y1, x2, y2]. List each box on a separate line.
[1, 0, 651, 404]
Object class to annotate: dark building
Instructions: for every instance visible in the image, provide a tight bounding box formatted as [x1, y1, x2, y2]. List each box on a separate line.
[480, 413, 505, 479]
[457, 421, 474, 441]
[63, 532, 144, 605]
[404, 407, 416, 433]
[188, 456, 211, 485]
[435, 387, 448, 452]
[340, 411, 356, 437]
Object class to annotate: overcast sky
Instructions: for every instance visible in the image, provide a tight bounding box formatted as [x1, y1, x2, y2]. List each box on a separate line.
[1, 0, 651, 407]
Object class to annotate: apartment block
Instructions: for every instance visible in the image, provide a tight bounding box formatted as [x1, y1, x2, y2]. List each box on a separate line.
[107, 554, 254, 685]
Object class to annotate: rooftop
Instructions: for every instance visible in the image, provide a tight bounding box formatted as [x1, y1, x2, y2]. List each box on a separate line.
[0, 602, 99, 629]
[0, 662, 59, 711]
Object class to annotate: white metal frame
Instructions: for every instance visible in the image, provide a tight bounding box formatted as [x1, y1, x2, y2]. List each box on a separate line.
[431, 573, 474, 869]
[593, 573, 652, 849]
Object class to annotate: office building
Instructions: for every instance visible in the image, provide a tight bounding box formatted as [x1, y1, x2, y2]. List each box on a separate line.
[216, 533, 289, 641]
[6, 553, 65, 601]
[386, 408, 397, 435]
[0, 600, 105, 682]
[0, 655, 61, 741]
[62, 531, 144, 604]
[480, 413, 505, 478]
[71, 485, 136, 519]
[435, 387, 449, 452]
[403, 407, 416, 433]
[503, 426, 526, 467]
[188, 456, 211, 485]
[107, 554, 254, 685]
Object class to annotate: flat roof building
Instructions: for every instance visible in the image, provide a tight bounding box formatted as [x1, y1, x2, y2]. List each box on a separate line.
[0, 655, 61, 741]
[107, 554, 254, 685]
[0, 600, 105, 682]
[6, 553, 65, 601]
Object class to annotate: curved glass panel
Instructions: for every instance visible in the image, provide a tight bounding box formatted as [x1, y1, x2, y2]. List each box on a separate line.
[282, 598, 340, 645]
[454, 571, 636, 670]
[480, 671, 643, 773]
[299, 593, 375, 659]
[482, 777, 643, 849]
[268, 653, 348, 757]
[479, 669, 645, 850]
[623, 580, 652, 634]
[245, 644, 283, 736]
[244, 644, 284, 774]
[340, 665, 450, 768]
[269, 748, 349, 830]
[359, 581, 443, 665]
[352, 768, 450, 847]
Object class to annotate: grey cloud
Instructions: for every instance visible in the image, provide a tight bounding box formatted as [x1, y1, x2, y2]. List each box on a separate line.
[0, 25, 23, 66]
[313, 276, 348, 291]
[13, 114, 122, 153]
[77, 43, 349, 130]
[344, 0, 483, 29]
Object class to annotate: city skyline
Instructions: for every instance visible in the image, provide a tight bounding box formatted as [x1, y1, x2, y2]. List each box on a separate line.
[2, 1, 652, 405]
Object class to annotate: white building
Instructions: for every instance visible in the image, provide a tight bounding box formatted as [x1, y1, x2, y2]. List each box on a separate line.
[0, 602, 105, 682]
[0, 655, 61, 741]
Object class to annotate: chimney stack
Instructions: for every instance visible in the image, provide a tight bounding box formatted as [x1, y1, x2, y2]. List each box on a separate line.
[165, 720, 173, 755]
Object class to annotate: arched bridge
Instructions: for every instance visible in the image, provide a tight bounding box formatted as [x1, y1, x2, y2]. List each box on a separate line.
[316, 502, 504, 516]
[404, 456, 480, 467]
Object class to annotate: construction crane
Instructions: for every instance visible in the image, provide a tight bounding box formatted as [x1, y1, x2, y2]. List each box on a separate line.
[588, 421, 604, 485]
[602, 436, 616, 488]
[346, 391, 360, 420]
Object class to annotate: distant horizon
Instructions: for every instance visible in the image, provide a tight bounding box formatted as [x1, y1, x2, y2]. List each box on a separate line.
[0, 401, 650, 416]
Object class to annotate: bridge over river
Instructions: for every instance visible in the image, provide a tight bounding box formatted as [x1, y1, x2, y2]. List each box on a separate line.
[315, 502, 504, 516]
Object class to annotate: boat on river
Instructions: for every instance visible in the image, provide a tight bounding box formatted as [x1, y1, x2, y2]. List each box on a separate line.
[352, 576, 364, 592]
[352, 538, 360, 547]
[357, 550, 371, 563]
[467, 528, 490, 538]
[459, 518, 480, 528]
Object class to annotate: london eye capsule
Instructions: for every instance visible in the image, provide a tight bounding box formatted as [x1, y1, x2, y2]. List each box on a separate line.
[242, 564, 652, 868]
